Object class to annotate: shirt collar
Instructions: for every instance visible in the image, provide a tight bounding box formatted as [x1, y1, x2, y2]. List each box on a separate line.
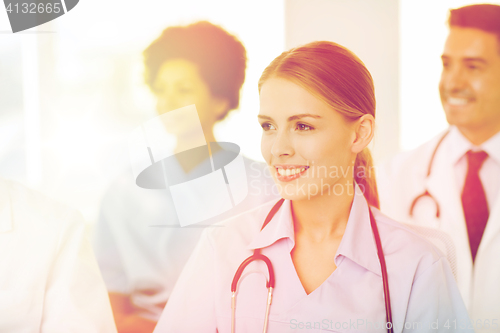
[335, 185, 381, 276]
[246, 199, 294, 251]
[447, 126, 474, 166]
[481, 129, 500, 166]
[166, 144, 238, 183]
[0, 178, 13, 233]
[246, 184, 381, 276]
[448, 125, 500, 166]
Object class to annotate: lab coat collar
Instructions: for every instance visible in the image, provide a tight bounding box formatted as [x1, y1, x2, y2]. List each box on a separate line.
[163, 148, 214, 185]
[246, 184, 381, 276]
[0, 178, 13, 233]
[448, 125, 500, 166]
[164, 144, 242, 184]
[481, 129, 500, 167]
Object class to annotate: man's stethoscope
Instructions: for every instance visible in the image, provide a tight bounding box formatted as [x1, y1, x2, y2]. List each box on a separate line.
[230, 198, 394, 333]
[409, 131, 450, 218]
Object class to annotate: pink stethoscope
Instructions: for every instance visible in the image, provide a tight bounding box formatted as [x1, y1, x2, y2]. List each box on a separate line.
[230, 198, 394, 333]
[409, 131, 450, 218]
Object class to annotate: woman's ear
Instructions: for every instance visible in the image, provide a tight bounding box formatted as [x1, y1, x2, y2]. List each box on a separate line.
[351, 114, 375, 154]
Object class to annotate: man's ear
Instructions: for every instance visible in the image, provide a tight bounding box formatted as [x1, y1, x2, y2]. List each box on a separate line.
[351, 114, 375, 154]
[212, 98, 230, 121]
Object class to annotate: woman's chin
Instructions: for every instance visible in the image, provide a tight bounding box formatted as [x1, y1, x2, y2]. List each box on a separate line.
[274, 182, 312, 202]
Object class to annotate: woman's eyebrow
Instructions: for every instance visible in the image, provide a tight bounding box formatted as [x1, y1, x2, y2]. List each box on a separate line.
[287, 114, 321, 121]
[257, 115, 273, 121]
[257, 114, 321, 121]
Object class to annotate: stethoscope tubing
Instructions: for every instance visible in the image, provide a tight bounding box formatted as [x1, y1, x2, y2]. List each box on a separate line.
[369, 208, 393, 332]
[231, 199, 284, 333]
[231, 198, 394, 333]
[409, 131, 450, 218]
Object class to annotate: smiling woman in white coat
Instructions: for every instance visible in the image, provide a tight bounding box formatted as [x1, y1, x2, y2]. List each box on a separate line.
[377, 4, 500, 333]
[0, 177, 117, 332]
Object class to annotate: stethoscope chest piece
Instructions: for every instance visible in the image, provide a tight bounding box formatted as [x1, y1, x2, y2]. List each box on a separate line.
[410, 189, 440, 218]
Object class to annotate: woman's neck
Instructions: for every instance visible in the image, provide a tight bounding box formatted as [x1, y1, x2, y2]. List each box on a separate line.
[174, 127, 220, 174]
[174, 126, 217, 153]
[291, 178, 354, 243]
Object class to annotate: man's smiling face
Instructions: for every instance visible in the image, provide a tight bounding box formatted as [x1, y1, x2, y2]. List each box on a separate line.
[439, 27, 500, 142]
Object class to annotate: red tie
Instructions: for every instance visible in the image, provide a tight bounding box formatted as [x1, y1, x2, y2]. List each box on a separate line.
[461, 150, 489, 263]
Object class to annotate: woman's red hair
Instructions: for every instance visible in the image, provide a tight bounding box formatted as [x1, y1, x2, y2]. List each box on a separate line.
[258, 41, 379, 208]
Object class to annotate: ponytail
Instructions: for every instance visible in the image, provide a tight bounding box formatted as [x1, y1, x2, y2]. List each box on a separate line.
[354, 148, 379, 209]
[258, 41, 379, 208]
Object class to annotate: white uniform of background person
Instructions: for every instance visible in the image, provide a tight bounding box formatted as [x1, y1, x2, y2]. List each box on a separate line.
[0, 178, 117, 333]
[92, 22, 276, 330]
[378, 128, 500, 330]
[93, 153, 277, 321]
[377, 5, 500, 332]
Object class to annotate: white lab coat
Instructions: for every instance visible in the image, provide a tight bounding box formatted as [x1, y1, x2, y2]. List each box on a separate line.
[378, 131, 500, 333]
[0, 178, 117, 333]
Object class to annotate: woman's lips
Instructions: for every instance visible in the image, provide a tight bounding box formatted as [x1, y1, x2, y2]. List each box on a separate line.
[274, 165, 309, 182]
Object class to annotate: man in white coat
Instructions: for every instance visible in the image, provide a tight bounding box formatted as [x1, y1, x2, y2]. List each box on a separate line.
[0, 177, 117, 332]
[378, 4, 500, 332]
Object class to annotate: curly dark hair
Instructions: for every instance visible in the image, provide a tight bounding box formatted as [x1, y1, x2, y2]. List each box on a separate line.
[143, 21, 247, 119]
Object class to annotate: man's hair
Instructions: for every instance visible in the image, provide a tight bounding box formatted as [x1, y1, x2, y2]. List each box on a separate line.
[143, 21, 247, 117]
[448, 4, 500, 50]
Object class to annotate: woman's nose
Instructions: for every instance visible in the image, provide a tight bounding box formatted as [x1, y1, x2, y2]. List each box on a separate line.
[156, 92, 180, 114]
[271, 131, 294, 158]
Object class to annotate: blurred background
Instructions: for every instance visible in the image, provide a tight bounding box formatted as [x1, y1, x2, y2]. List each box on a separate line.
[1, 0, 498, 224]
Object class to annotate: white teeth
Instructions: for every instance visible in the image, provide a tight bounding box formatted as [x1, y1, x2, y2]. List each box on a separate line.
[276, 167, 308, 177]
[448, 97, 468, 105]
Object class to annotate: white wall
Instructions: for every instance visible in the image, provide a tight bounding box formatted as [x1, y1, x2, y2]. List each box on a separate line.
[284, 0, 400, 164]
[0, 0, 285, 223]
